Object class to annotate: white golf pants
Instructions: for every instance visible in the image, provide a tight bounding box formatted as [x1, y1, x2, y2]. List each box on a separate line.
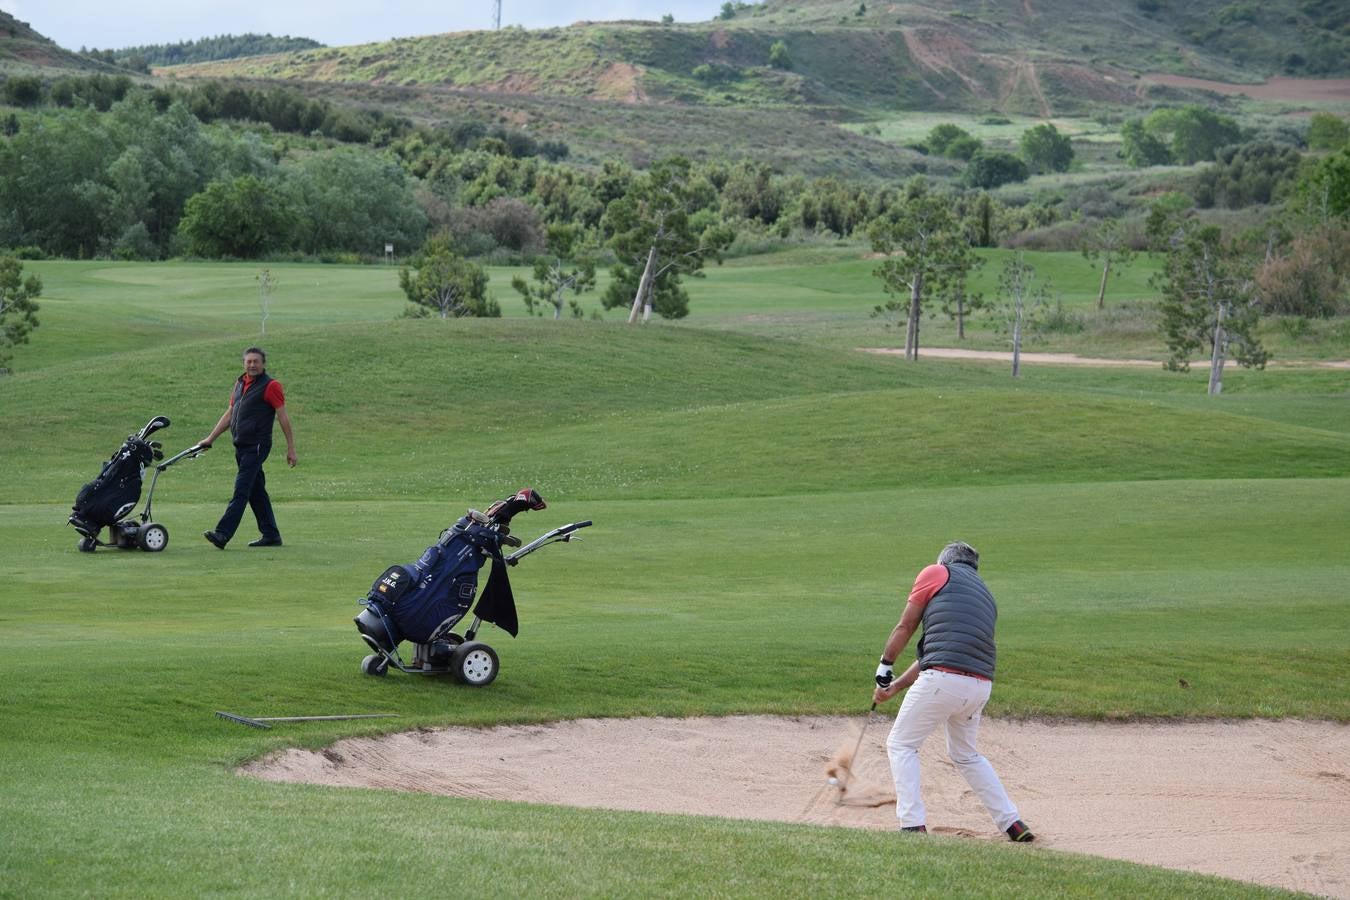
[885, 668, 1020, 830]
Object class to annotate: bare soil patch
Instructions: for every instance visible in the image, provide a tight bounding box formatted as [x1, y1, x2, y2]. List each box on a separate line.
[1141, 73, 1350, 103]
[244, 716, 1350, 897]
[592, 62, 647, 104]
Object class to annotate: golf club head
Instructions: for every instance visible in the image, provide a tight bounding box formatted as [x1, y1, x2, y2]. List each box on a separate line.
[485, 488, 547, 525]
[138, 415, 171, 439]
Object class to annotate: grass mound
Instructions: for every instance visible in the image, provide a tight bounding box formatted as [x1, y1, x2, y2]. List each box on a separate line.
[1, 266, 1345, 896]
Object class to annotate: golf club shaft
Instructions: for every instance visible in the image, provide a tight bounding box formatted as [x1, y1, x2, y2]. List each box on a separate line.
[838, 702, 877, 794]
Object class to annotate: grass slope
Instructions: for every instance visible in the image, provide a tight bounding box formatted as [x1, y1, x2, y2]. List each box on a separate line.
[0, 258, 1345, 895]
[0, 11, 105, 71]
[160, 0, 1347, 119]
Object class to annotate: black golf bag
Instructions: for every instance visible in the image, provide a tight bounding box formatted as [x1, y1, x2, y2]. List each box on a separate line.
[69, 434, 162, 537]
[354, 488, 589, 686]
[67, 415, 207, 552]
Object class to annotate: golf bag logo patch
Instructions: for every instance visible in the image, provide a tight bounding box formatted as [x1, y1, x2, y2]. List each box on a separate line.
[369, 566, 415, 606]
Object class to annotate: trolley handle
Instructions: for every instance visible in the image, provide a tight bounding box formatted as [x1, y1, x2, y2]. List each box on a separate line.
[156, 443, 209, 472]
[506, 520, 592, 565]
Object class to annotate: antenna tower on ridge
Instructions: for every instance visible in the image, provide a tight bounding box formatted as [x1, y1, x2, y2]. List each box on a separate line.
[492, 0, 502, 30]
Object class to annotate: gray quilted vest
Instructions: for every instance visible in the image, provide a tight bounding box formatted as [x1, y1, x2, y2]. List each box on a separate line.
[918, 562, 997, 680]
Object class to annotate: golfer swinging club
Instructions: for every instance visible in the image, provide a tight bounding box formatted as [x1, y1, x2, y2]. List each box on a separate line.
[872, 540, 1034, 842]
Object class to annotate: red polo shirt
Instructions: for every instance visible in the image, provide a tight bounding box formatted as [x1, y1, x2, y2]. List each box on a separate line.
[231, 375, 285, 409]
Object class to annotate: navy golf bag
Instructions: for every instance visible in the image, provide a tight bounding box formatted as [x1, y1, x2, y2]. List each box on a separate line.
[354, 488, 590, 686]
[365, 515, 518, 647]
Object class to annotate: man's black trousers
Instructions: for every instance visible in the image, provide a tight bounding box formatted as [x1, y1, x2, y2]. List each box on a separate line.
[215, 441, 280, 541]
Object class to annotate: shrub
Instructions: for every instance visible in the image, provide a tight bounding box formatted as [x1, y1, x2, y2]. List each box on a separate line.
[1193, 141, 1302, 209]
[946, 134, 983, 161]
[471, 197, 543, 254]
[1307, 113, 1349, 152]
[1, 76, 42, 107]
[926, 123, 974, 157]
[1042, 298, 1087, 334]
[111, 223, 158, 261]
[1002, 219, 1094, 252]
[1255, 228, 1349, 317]
[964, 151, 1029, 189]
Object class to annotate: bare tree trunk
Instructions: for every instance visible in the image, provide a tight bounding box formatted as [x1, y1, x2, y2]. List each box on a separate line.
[1011, 296, 1023, 377]
[1207, 303, 1227, 396]
[629, 247, 657, 325]
[956, 287, 966, 340]
[552, 286, 563, 320]
[1096, 257, 1110, 310]
[905, 273, 923, 361]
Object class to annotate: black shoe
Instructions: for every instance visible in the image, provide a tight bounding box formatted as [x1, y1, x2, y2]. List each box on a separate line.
[203, 530, 227, 549]
[1006, 820, 1035, 842]
[900, 825, 927, 834]
[248, 537, 283, 547]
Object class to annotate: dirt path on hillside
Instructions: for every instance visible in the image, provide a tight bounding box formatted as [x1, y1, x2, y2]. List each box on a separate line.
[1140, 73, 1350, 102]
[244, 716, 1350, 897]
[859, 347, 1350, 368]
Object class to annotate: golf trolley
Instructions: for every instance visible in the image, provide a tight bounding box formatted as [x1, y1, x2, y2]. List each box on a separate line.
[353, 488, 590, 687]
[67, 415, 209, 552]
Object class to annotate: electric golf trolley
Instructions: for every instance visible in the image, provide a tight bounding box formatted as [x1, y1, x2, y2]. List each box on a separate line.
[353, 488, 590, 686]
[67, 415, 209, 552]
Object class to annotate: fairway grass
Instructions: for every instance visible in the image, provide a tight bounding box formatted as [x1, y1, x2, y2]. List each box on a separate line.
[1, 260, 1345, 896]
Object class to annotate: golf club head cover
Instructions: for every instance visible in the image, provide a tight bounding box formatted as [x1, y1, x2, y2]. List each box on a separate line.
[485, 488, 547, 525]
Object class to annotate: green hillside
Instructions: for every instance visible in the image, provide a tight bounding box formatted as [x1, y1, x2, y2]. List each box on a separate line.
[0, 11, 105, 71]
[162, 0, 1349, 118]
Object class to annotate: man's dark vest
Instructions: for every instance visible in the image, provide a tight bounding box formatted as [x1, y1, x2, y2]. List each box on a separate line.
[918, 562, 998, 680]
[229, 372, 276, 446]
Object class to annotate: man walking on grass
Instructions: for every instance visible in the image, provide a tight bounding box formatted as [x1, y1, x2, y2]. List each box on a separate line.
[872, 540, 1035, 842]
[199, 346, 296, 549]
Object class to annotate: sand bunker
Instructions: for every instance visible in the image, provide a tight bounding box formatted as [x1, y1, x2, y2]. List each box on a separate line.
[243, 715, 1349, 897]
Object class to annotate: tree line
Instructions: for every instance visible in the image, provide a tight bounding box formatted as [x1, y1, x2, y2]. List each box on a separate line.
[2, 76, 1346, 391]
[0, 73, 569, 159]
[80, 33, 325, 74]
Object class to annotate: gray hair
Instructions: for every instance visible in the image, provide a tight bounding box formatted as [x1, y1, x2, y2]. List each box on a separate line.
[937, 541, 979, 570]
[243, 346, 266, 362]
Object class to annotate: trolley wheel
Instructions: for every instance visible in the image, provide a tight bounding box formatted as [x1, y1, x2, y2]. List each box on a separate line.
[360, 654, 389, 677]
[77, 537, 97, 553]
[450, 641, 499, 687]
[137, 523, 169, 552]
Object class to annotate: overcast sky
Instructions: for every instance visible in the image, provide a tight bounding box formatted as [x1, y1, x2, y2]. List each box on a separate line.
[3, 1, 737, 52]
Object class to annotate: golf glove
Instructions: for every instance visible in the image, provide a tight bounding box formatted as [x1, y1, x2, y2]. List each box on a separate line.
[875, 661, 894, 687]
